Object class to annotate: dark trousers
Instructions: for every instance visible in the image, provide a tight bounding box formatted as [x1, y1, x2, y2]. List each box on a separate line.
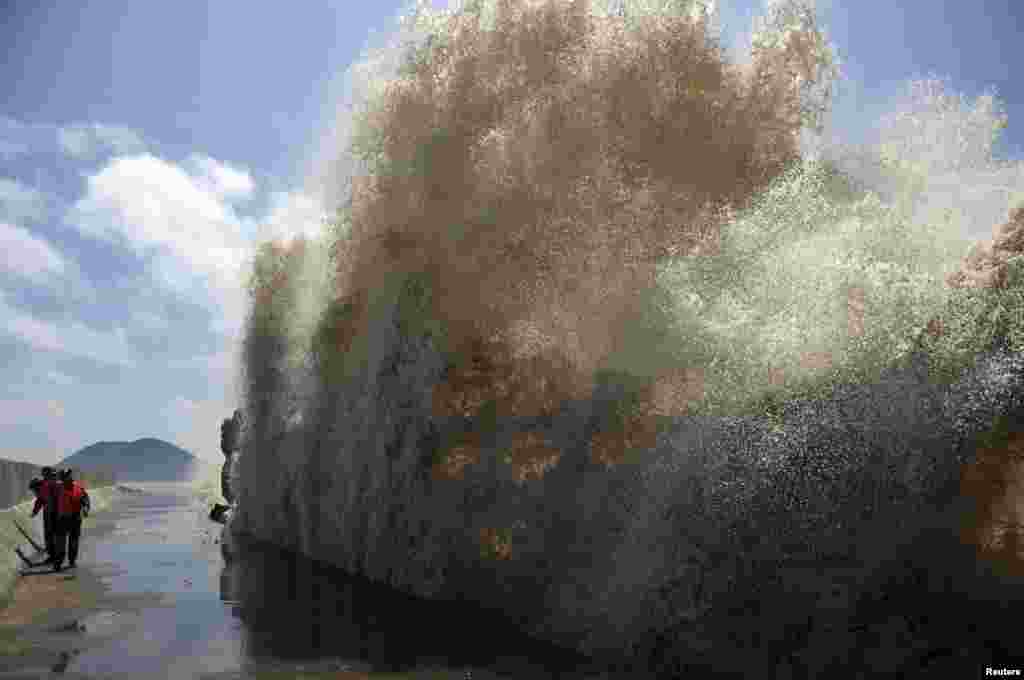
[42, 508, 56, 560]
[52, 514, 83, 567]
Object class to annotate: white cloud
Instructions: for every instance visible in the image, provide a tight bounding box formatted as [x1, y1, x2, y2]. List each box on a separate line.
[57, 123, 147, 159]
[71, 154, 247, 273]
[187, 154, 255, 200]
[0, 221, 66, 284]
[68, 153, 256, 351]
[0, 293, 138, 369]
[0, 177, 46, 223]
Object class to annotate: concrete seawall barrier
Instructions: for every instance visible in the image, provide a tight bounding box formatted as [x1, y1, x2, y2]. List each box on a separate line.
[231, 314, 1024, 676]
[0, 459, 49, 512]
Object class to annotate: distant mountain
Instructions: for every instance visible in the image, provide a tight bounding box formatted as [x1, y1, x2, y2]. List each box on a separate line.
[60, 437, 213, 482]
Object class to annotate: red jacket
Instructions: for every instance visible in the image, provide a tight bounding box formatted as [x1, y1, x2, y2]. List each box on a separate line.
[57, 482, 90, 516]
[32, 479, 57, 515]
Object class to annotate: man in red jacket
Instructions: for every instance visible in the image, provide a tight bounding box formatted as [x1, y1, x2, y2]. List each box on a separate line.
[30, 466, 58, 564]
[51, 468, 90, 572]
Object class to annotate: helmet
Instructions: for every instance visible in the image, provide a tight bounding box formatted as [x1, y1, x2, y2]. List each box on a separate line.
[59, 468, 73, 481]
[41, 466, 55, 478]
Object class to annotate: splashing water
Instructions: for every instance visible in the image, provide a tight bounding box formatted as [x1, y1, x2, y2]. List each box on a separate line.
[233, 1, 1024, 676]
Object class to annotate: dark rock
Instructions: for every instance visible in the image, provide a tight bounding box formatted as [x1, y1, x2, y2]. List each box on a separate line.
[209, 503, 232, 524]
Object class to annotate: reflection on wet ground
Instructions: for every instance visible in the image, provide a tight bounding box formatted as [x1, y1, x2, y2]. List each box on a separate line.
[221, 531, 618, 679]
[0, 483, 623, 679]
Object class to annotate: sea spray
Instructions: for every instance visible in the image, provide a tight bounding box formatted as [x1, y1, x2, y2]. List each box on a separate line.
[233, 0, 1024, 675]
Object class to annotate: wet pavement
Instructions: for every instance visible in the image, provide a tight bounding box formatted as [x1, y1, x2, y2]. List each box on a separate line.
[0, 483, 623, 679]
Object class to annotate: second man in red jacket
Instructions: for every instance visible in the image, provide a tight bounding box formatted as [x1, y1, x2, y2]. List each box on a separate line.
[51, 468, 91, 572]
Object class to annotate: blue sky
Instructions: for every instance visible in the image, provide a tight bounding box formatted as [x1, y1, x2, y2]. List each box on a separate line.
[1, 0, 1022, 466]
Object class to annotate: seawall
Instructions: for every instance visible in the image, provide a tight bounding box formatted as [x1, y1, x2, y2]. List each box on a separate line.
[0, 459, 49, 512]
[229, 288, 1024, 676]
